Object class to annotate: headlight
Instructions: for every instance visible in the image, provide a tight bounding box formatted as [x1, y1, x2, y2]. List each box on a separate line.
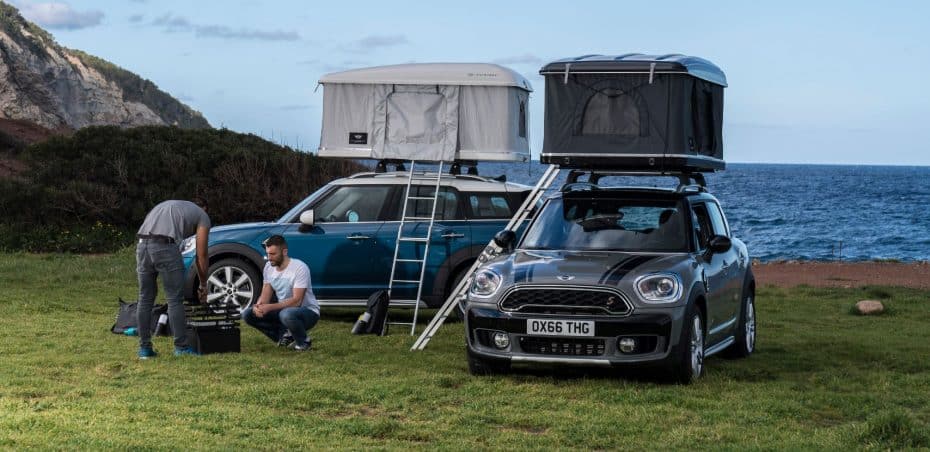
[180, 236, 197, 255]
[469, 269, 502, 298]
[634, 273, 682, 303]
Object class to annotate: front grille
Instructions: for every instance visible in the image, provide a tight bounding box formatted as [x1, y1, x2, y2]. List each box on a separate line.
[519, 337, 606, 356]
[500, 287, 632, 315]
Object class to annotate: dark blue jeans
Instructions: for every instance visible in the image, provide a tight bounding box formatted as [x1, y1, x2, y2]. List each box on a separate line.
[242, 306, 319, 346]
[136, 240, 190, 349]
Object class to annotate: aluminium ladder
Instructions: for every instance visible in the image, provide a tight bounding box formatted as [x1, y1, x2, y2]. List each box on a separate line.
[411, 164, 561, 350]
[387, 160, 444, 335]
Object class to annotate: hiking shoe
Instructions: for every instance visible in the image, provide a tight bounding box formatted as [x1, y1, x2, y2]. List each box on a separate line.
[174, 347, 201, 357]
[277, 331, 294, 347]
[290, 340, 312, 351]
[138, 347, 158, 360]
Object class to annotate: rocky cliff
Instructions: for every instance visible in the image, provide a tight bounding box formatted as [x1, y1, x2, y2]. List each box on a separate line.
[0, 2, 209, 131]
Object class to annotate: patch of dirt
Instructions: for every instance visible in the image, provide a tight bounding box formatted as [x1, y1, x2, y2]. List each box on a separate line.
[0, 117, 66, 145]
[754, 261, 930, 290]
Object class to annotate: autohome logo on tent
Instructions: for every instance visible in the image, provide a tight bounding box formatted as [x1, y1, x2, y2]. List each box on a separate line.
[468, 72, 498, 78]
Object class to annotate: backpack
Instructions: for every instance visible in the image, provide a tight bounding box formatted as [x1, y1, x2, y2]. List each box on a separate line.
[111, 298, 171, 335]
[351, 290, 390, 335]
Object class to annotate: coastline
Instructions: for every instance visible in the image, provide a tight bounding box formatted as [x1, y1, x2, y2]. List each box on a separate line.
[753, 261, 930, 289]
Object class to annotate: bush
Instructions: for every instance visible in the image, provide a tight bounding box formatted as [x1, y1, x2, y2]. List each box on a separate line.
[0, 125, 364, 252]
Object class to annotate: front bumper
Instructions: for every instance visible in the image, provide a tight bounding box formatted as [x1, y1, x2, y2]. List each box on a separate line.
[465, 304, 685, 367]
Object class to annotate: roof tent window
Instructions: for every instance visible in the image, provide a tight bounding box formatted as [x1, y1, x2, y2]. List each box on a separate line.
[580, 88, 641, 136]
[386, 85, 445, 146]
[691, 82, 716, 154]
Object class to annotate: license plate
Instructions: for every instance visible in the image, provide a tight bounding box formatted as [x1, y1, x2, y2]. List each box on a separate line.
[527, 319, 595, 337]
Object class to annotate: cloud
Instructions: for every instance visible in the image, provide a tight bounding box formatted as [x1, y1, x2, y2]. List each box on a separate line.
[150, 14, 299, 41]
[128, 14, 144, 23]
[492, 54, 544, 66]
[341, 34, 408, 53]
[14, 1, 103, 30]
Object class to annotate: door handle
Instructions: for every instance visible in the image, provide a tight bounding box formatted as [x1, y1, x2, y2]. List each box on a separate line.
[347, 234, 370, 240]
[441, 232, 465, 239]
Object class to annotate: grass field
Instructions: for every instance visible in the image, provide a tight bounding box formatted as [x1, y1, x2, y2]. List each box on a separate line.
[1, 250, 929, 450]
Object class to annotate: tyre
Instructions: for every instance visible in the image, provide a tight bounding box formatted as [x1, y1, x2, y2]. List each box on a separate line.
[467, 348, 511, 375]
[205, 258, 261, 311]
[723, 275, 756, 359]
[665, 303, 705, 384]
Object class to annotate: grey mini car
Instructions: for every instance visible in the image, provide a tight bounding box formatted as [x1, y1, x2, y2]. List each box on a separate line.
[463, 180, 755, 383]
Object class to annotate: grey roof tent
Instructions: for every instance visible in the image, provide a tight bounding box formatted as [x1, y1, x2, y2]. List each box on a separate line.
[317, 63, 532, 163]
[539, 54, 727, 172]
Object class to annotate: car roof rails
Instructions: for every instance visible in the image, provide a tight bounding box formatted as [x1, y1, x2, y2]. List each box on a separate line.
[561, 169, 707, 192]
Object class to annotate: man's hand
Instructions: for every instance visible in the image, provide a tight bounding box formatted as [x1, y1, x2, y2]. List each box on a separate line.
[198, 283, 208, 304]
[253, 304, 266, 318]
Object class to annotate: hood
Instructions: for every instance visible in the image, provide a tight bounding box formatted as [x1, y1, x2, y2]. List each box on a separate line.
[491, 250, 690, 287]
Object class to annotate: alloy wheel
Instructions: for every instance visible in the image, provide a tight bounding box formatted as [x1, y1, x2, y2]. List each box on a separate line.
[207, 265, 255, 310]
[690, 315, 704, 379]
[745, 296, 756, 352]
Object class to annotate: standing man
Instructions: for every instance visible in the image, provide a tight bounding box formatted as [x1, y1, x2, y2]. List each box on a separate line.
[242, 235, 319, 351]
[136, 199, 210, 359]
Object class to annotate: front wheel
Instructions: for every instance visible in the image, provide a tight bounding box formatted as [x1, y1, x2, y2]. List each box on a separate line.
[205, 258, 261, 311]
[467, 348, 511, 375]
[666, 304, 705, 384]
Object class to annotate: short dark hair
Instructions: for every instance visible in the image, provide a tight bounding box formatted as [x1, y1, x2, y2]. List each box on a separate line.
[262, 234, 287, 248]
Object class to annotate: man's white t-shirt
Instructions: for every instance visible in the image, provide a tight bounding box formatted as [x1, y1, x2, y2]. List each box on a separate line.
[262, 258, 319, 314]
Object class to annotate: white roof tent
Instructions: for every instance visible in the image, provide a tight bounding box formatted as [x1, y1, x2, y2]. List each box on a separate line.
[540, 54, 727, 172]
[317, 63, 533, 163]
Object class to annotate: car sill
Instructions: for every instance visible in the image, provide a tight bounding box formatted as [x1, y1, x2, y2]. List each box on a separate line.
[704, 336, 735, 358]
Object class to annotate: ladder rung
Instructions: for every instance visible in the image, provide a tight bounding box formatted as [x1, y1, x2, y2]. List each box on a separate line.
[399, 237, 429, 242]
[404, 216, 433, 220]
[396, 258, 425, 263]
[392, 279, 422, 284]
[407, 196, 435, 200]
[388, 321, 415, 326]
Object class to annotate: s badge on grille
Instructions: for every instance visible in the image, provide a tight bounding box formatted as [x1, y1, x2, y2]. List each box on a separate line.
[556, 275, 575, 281]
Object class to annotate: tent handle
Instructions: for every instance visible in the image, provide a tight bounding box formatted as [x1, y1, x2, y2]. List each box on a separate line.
[563, 63, 571, 84]
[649, 63, 656, 84]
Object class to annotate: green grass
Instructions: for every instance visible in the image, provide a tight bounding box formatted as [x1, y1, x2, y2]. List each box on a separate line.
[1, 251, 929, 450]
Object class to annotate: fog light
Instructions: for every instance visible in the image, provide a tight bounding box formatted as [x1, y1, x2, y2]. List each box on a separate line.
[618, 337, 637, 354]
[492, 332, 510, 349]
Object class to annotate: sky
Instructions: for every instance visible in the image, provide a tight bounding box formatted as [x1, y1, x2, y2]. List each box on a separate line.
[6, 0, 930, 165]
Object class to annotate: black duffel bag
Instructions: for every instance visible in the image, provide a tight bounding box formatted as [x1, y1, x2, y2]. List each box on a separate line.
[111, 298, 171, 336]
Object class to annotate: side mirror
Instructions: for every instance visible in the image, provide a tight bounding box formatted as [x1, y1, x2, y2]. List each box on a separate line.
[708, 235, 732, 254]
[493, 230, 516, 253]
[299, 210, 314, 227]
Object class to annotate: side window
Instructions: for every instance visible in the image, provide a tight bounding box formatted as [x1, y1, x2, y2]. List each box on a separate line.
[518, 100, 527, 138]
[313, 185, 392, 223]
[409, 186, 463, 220]
[691, 203, 714, 250]
[706, 202, 730, 237]
[467, 192, 513, 219]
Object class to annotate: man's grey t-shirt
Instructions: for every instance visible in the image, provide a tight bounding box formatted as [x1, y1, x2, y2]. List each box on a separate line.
[137, 200, 210, 244]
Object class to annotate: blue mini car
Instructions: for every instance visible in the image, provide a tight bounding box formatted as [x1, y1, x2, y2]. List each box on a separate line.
[181, 171, 530, 310]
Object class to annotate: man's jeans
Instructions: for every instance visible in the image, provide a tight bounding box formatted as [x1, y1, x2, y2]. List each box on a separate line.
[136, 240, 189, 349]
[242, 306, 319, 346]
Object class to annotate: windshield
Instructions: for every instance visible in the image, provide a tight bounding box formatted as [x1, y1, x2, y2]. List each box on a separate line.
[521, 197, 689, 252]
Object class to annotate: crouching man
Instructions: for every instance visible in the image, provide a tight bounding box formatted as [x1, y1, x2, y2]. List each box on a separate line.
[242, 235, 319, 351]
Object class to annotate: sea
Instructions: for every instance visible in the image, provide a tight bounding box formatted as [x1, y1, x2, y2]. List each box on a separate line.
[472, 162, 930, 262]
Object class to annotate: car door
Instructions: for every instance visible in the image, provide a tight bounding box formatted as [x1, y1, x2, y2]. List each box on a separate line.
[379, 184, 470, 303]
[705, 201, 742, 325]
[691, 202, 732, 344]
[282, 184, 398, 301]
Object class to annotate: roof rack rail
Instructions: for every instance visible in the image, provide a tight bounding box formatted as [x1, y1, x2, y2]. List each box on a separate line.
[562, 169, 707, 191]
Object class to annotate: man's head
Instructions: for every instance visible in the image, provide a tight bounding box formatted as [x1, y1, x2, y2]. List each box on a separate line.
[263, 235, 288, 267]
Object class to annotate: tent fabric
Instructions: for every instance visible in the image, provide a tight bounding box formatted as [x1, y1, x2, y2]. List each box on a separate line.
[540, 55, 726, 172]
[318, 63, 532, 163]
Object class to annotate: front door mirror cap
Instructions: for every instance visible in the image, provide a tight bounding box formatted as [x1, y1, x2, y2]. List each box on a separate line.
[299, 210, 314, 226]
[493, 230, 517, 253]
[708, 235, 732, 254]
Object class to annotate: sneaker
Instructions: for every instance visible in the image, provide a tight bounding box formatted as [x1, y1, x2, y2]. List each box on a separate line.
[290, 340, 312, 351]
[174, 347, 201, 356]
[138, 347, 158, 360]
[277, 331, 294, 347]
